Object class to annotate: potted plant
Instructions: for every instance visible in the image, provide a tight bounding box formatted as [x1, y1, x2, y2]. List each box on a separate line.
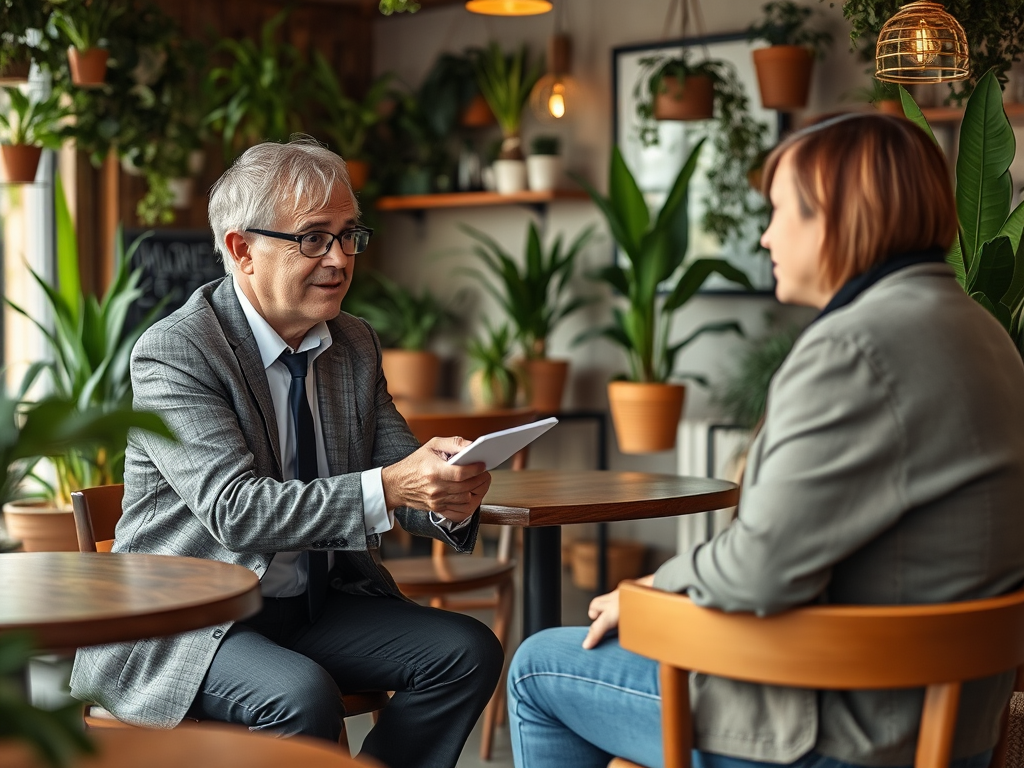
[853, 74, 903, 115]
[474, 42, 542, 194]
[0, 87, 68, 183]
[50, 0, 125, 87]
[2, 178, 168, 551]
[0, 1, 50, 85]
[344, 272, 456, 401]
[526, 134, 562, 192]
[574, 143, 753, 453]
[310, 52, 394, 192]
[637, 54, 716, 123]
[466, 321, 519, 408]
[747, 1, 833, 110]
[634, 53, 772, 250]
[460, 220, 595, 412]
[204, 10, 305, 161]
[901, 70, 1024, 356]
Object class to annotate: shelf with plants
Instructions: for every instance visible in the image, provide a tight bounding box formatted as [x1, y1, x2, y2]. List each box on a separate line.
[375, 188, 590, 212]
[919, 102, 1024, 125]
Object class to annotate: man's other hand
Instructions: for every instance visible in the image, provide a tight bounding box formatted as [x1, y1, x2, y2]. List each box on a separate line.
[381, 437, 491, 523]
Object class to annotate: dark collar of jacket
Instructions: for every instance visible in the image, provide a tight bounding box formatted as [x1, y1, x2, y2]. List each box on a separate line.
[814, 247, 948, 325]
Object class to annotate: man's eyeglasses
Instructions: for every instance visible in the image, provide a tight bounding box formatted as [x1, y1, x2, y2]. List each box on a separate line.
[244, 226, 374, 258]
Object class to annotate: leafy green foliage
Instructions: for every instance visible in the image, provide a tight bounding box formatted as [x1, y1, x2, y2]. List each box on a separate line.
[50, 0, 125, 51]
[5, 176, 170, 503]
[840, 0, 1024, 103]
[379, 0, 420, 14]
[460, 221, 595, 360]
[633, 53, 771, 249]
[344, 272, 456, 351]
[310, 52, 394, 162]
[530, 135, 560, 156]
[466, 321, 518, 406]
[747, 1, 833, 54]
[902, 70, 1024, 356]
[574, 143, 753, 383]
[204, 10, 305, 161]
[713, 320, 803, 428]
[0, 87, 68, 148]
[474, 42, 542, 150]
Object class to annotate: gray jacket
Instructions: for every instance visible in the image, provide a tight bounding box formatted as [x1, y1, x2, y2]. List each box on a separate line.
[654, 264, 1024, 766]
[70, 276, 478, 726]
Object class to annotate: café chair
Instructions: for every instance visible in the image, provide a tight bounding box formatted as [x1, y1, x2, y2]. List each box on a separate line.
[383, 404, 536, 759]
[610, 582, 1024, 768]
[71, 483, 390, 754]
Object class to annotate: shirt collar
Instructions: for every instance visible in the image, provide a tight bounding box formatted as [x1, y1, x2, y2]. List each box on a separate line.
[231, 276, 333, 370]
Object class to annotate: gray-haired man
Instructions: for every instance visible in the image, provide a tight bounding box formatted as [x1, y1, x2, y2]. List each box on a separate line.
[71, 138, 502, 768]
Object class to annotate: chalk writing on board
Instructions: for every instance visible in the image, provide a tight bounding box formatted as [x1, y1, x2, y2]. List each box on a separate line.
[124, 230, 224, 326]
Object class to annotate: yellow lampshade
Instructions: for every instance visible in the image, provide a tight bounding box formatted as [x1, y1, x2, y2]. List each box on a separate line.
[465, 0, 553, 15]
[875, 1, 969, 84]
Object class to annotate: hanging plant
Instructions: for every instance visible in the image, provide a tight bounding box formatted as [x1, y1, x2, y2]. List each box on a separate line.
[379, 0, 421, 14]
[633, 51, 771, 250]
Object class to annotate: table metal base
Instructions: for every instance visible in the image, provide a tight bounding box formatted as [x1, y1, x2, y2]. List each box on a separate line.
[523, 526, 561, 638]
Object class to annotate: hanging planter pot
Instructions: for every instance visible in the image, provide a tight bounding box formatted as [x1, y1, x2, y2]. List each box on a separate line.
[0, 52, 31, 85]
[67, 47, 109, 87]
[752, 45, 814, 111]
[1, 145, 42, 184]
[654, 74, 714, 121]
[608, 381, 686, 454]
[460, 93, 497, 128]
[347, 159, 370, 192]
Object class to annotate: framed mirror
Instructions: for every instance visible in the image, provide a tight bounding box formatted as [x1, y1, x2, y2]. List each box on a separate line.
[612, 32, 780, 293]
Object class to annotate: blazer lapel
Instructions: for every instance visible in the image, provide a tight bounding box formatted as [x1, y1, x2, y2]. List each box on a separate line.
[316, 329, 357, 476]
[209, 277, 284, 477]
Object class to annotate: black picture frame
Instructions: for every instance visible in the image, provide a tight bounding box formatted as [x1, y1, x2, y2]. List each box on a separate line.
[612, 32, 780, 295]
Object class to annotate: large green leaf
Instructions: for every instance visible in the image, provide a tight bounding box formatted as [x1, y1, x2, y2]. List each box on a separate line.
[54, 175, 81, 319]
[899, 86, 938, 146]
[608, 147, 650, 255]
[971, 236, 1015, 303]
[957, 70, 1014, 274]
[663, 258, 754, 312]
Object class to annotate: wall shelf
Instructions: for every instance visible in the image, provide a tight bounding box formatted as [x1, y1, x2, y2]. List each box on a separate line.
[376, 189, 591, 213]
[920, 102, 1024, 124]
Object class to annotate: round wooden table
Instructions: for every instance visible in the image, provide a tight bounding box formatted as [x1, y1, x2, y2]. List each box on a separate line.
[0, 552, 262, 650]
[0, 723, 376, 768]
[479, 470, 739, 637]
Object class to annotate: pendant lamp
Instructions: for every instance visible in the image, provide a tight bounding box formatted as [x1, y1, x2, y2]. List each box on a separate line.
[875, 1, 969, 83]
[465, 0, 552, 16]
[529, 33, 579, 121]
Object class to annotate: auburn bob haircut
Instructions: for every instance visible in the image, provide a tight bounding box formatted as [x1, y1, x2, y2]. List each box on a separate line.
[761, 113, 958, 292]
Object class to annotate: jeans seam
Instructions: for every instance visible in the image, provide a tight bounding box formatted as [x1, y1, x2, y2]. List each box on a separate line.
[512, 671, 661, 701]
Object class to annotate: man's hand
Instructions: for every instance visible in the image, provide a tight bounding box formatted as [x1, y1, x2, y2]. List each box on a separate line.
[581, 573, 656, 650]
[381, 436, 491, 524]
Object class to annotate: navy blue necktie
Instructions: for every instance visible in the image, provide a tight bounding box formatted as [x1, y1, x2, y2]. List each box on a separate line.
[279, 350, 328, 622]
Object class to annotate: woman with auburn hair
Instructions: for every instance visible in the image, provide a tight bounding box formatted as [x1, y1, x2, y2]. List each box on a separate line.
[507, 113, 1024, 768]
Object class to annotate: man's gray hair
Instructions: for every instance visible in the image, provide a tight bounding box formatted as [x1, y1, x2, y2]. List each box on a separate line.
[208, 136, 358, 273]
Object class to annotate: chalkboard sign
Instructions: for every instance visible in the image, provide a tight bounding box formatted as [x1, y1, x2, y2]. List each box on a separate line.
[124, 229, 225, 329]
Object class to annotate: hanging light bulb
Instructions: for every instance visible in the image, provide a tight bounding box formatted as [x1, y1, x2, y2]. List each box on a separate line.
[876, 1, 968, 83]
[465, 0, 552, 15]
[530, 33, 580, 121]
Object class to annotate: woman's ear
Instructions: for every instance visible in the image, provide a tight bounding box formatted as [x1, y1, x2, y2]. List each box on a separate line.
[224, 231, 254, 275]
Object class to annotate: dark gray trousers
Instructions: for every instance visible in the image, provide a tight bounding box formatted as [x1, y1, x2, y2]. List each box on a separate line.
[187, 589, 504, 768]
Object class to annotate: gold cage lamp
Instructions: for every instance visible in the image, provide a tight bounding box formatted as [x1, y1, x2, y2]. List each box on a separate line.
[465, 0, 552, 15]
[875, 1, 969, 84]
[529, 33, 579, 120]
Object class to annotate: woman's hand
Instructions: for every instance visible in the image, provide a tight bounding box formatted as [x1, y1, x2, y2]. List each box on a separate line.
[581, 573, 656, 650]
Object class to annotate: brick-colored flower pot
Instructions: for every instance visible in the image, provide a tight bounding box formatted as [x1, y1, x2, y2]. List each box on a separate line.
[608, 381, 686, 454]
[752, 45, 814, 111]
[654, 75, 714, 121]
[2, 145, 42, 184]
[381, 349, 440, 401]
[67, 47, 109, 87]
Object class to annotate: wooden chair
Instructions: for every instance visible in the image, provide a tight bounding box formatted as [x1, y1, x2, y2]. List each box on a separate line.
[71, 484, 390, 754]
[384, 403, 537, 759]
[611, 582, 1024, 768]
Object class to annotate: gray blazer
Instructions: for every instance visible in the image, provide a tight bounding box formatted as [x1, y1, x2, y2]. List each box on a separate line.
[654, 264, 1024, 766]
[70, 276, 478, 727]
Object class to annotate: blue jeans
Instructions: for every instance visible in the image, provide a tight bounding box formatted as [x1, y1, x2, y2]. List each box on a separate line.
[508, 627, 993, 768]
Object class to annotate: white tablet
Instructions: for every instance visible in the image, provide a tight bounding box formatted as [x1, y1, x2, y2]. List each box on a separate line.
[446, 416, 559, 470]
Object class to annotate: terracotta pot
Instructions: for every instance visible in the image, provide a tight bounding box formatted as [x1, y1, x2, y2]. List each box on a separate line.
[459, 94, 497, 128]
[876, 99, 906, 117]
[468, 369, 517, 408]
[752, 45, 814, 111]
[524, 358, 569, 413]
[1, 145, 42, 184]
[0, 56, 31, 85]
[607, 381, 686, 454]
[67, 47, 109, 87]
[3, 500, 79, 552]
[347, 159, 370, 191]
[570, 539, 647, 590]
[381, 349, 440, 401]
[654, 75, 715, 121]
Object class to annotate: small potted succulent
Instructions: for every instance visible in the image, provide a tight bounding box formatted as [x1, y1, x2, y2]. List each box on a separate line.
[50, 0, 125, 87]
[0, 87, 68, 183]
[747, 1, 833, 111]
[526, 135, 562, 192]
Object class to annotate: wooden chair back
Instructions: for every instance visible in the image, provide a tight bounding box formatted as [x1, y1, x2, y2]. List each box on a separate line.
[72, 484, 125, 553]
[615, 582, 1024, 768]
